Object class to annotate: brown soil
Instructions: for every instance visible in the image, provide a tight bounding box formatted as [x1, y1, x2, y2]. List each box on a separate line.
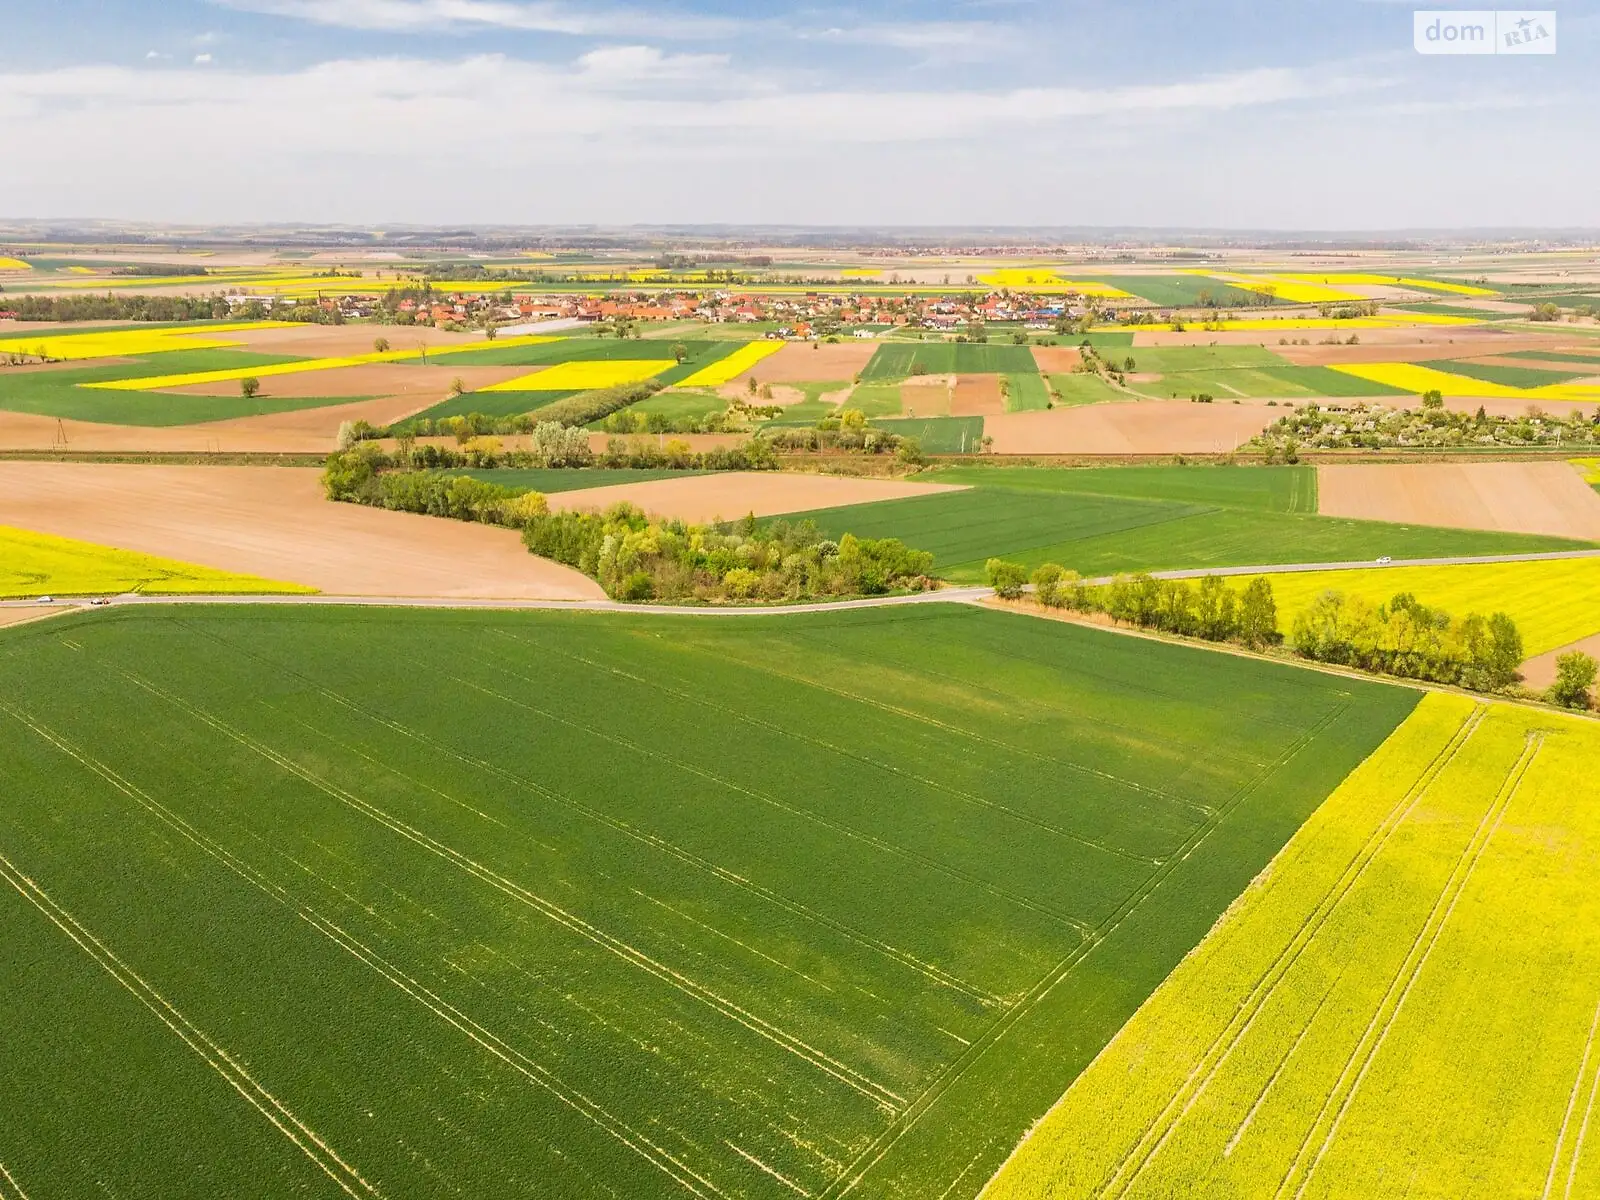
[984, 402, 1276, 455]
[0, 463, 604, 599]
[729, 341, 877, 384]
[1031, 347, 1082, 373]
[1520, 633, 1600, 692]
[951, 374, 1005, 416]
[0, 357, 137, 374]
[0, 605, 66, 629]
[900, 376, 953, 417]
[545, 471, 965, 525]
[1317, 462, 1600, 539]
[168, 363, 533, 398]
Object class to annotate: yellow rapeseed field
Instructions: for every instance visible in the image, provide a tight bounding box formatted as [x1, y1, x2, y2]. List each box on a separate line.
[0, 525, 314, 597]
[1330, 361, 1600, 402]
[1227, 556, 1600, 656]
[983, 694, 1600, 1199]
[0, 256, 32, 271]
[0, 321, 295, 363]
[1276, 272, 1498, 297]
[1177, 270, 1371, 304]
[676, 340, 786, 387]
[1571, 457, 1600, 484]
[978, 268, 1131, 296]
[83, 334, 561, 392]
[479, 359, 676, 392]
[1090, 313, 1478, 334]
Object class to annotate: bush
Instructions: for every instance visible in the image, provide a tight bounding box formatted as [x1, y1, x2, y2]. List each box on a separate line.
[536, 381, 663, 428]
[1290, 589, 1522, 689]
[987, 559, 1028, 599]
[1549, 651, 1597, 709]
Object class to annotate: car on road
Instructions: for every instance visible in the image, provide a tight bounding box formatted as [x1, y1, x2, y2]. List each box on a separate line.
[1376, 556, 1393, 565]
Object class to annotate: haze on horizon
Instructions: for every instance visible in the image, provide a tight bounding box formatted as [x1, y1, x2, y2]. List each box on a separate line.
[2, 0, 1597, 231]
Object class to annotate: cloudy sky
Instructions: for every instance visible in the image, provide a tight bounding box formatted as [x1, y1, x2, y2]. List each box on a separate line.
[2, 0, 1596, 229]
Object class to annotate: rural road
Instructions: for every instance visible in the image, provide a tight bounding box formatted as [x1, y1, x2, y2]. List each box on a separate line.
[4, 546, 1597, 619]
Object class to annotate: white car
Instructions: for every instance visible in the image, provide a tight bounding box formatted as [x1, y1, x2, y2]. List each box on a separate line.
[1376, 556, 1393, 565]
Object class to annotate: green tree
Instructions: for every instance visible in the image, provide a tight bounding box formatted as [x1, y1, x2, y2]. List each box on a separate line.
[986, 558, 1028, 599]
[1238, 577, 1279, 648]
[373, 336, 391, 353]
[239, 377, 260, 399]
[1549, 651, 1597, 709]
[1422, 389, 1444, 409]
[1030, 563, 1068, 607]
[670, 342, 689, 363]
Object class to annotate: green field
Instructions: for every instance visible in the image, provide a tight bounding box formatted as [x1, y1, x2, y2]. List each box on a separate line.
[847, 382, 903, 417]
[610, 390, 728, 422]
[797, 473, 1591, 581]
[409, 388, 579, 422]
[1047, 373, 1132, 406]
[917, 465, 1318, 512]
[986, 694, 1600, 1199]
[1504, 349, 1600, 367]
[1003, 373, 1051, 411]
[1111, 347, 1408, 401]
[0, 349, 349, 425]
[0, 604, 1415, 1199]
[445, 467, 706, 492]
[1430, 360, 1592, 388]
[430, 337, 724, 368]
[860, 343, 1037, 381]
[1254, 363, 1412, 397]
[1093, 276, 1265, 308]
[871, 415, 985, 453]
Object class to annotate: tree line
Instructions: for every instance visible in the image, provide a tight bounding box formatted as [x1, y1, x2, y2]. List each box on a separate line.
[322, 451, 935, 604]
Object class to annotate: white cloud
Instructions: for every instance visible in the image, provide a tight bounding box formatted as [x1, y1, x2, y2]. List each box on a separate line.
[194, 53, 214, 64]
[575, 44, 729, 82]
[208, 0, 744, 38]
[146, 50, 161, 59]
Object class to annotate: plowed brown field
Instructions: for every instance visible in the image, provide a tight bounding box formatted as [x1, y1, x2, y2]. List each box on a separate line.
[1317, 461, 1600, 539]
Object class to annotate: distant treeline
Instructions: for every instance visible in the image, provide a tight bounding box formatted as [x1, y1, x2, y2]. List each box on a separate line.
[2, 294, 234, 322]
[336, 422, 780, 473]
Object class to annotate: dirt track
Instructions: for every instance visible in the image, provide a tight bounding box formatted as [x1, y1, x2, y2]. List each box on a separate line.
[984, 402, 1276, 455]
[1318, 462, 1600, 539]
[545, 471, 964, 523]
[0, 463, 603, 599]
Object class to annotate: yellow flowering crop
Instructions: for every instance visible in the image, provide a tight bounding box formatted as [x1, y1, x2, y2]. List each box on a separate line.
[675, 340, 785, 387]
[1571, 457, 1600, 485]
[1275, 272, 1498, 297]
[0, 257, 32, 271]
[983, 694, 1600, 1199]
[978, 268, 1131, 296]
[0, 321, 294, 363]
[1329, 361, 1600, 402]
[1226, 556, 1600, 656]
[0, 525, 314, 597]
[81, 334, 561, 391]
[480, 360, 676, 392]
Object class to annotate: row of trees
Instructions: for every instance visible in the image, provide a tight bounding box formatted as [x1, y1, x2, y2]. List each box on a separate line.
[1, 294, 234, 322]
[332, 429, 780, 473]
[987, 562, 1282, 649]
[321, 453, 935, 603]
[1289, 590, 1525, 690]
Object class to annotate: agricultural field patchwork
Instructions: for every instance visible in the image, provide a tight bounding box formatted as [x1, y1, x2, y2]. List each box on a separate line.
[1330, 361, 1600, 402]
[985, 694, 1600, 1200]
[861, 343, 1038, 381]
[0, 525, 313, 597]
[868, 415, 985, 453]
[799, 473, 1589, 583]
[0, 604, 1414, 1199]
[0, 321, 294, 362]
[479, 359, 677, 392]
[675, 340, 785, 387]
[1002, 372, 1051, 411]
[1228, 556, 1600, 657]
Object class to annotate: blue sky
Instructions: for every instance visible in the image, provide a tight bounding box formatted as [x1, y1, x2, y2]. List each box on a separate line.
[2, 0, 1595, 228]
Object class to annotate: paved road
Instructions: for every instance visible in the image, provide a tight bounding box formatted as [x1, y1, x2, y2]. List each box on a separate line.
[4, 547, 1595, 620]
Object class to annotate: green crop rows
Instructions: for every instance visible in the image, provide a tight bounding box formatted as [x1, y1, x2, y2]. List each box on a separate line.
[0, 604, 1412, 1199]
[860, 343, 1037, 381]
[797, 468, 1592, 581]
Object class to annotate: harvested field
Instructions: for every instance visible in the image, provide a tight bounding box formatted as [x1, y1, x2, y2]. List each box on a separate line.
[0, 463, 603, 599]
[951, 374, 1005, 416]
[167, 364, 530, 398]
[984, 402, 1276, 455]
[546, 470, 964, 524]
[0, 604, 67, 629]
[726, 340, 876, 383]
[900, 375, 953, 416]
[1271, 335, 1581, 367]
[0, 603, 1414, 1199]
[985, 695, 1600, 1200]
[1520, 631, 1600, 690]
[1318, 461, 1600, 539]
[1031, 347, 1083, 373]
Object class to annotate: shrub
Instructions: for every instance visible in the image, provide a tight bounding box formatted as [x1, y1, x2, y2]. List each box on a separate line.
[1549, 651, 1597, 709]
[987, 559, 1028, 599]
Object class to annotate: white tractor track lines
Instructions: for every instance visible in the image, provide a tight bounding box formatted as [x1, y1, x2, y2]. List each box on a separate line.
[1097, 704, 1486, 1197]
[1544, 987, 1600, 1200]
[116, 670, 906, 1113]
[1277, 732, 1543, 1200]
[0, 848, 378, 1200]
[0, 701, 728, 1199]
